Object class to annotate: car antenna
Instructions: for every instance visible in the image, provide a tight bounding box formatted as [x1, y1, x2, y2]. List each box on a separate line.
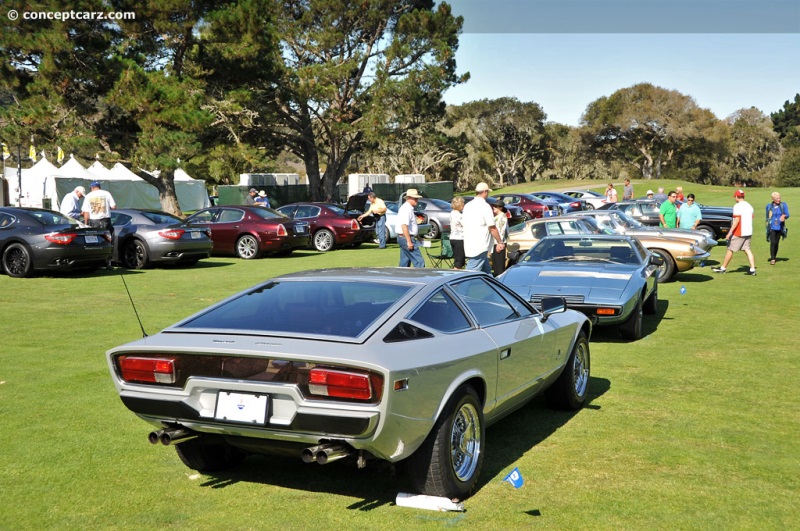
[120, 274, 148, 337]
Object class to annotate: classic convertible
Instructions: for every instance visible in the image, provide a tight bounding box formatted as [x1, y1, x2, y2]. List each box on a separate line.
[106, 268, 592, 500]
[499, 235, 661, 340]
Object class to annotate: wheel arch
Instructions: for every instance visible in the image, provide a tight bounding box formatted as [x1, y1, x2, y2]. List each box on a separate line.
[431, 372, 487, 422]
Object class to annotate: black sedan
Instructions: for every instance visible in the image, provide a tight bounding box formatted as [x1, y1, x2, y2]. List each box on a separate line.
[0, 207, 112, 278]
[110, 209, 214, 269]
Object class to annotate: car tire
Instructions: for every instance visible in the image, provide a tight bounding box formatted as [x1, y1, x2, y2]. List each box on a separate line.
[695, 225, 716, 240]
[650, 248, 675, 282]
[122, 239, 149, 269]
[425, 221, 440, 240]
[546, 331, 590, 410]
[620, 298, 643, 340]
[2, 243, 34, 278]
[585, 203, 595, 211]
[175, 437, 246, 472]
[235, 234, 260, 259]
[312, 229, 335, 252]
[643, 285, 658, 315]
[406, 385, 484, 500]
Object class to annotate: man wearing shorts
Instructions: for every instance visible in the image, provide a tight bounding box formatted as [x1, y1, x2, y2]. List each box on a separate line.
[713, 189, 756, 276]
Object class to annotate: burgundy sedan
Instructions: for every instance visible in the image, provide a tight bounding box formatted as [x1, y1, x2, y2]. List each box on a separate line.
[491, 193, 552, 219]
[185, 206, 310, 259]
[276, 202, 375, 252]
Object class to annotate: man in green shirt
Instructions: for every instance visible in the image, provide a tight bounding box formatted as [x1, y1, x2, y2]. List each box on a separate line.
[659, 191, 678, 228]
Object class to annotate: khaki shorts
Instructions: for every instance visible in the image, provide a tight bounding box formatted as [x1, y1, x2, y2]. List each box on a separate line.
[729, 235, 751, 252]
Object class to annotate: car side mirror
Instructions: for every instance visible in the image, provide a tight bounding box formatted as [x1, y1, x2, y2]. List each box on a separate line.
[649, 254, 664, 266]
[540, 296, 566, 322]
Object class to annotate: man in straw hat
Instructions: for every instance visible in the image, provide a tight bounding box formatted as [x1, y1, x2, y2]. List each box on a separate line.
[395, 189, 425, 268]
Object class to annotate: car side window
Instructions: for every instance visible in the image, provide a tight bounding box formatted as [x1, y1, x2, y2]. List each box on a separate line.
[112, 213, 133, 226]
[410, 289, 471, 333]
[451, 278, 519, 327]
[295, 205, 320, 219]
[189, 210, 217, 224]
[0, 213, 15, 228]
[218, 209, 244, 223]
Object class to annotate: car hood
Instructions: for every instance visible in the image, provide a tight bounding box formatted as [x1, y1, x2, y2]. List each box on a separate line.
[500, 263, 637, 302]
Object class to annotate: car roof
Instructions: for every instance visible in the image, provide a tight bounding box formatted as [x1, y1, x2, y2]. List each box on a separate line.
[274, 267, 477, 284]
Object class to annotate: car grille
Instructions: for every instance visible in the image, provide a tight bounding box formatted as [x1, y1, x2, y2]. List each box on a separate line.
[530, 294, 585, 305]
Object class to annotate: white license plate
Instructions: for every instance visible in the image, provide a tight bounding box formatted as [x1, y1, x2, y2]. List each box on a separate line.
[296, 226, 306, 234]
[214, 392, 268, 424]
[85, 235, 98, 243]
[191, 231, 201, 239]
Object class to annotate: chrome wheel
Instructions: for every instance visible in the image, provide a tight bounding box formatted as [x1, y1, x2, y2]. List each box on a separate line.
[313, 229, 335, 252]
[236, 235, 259, 259]
[572, 338, 590, 398]
[450, 401, 481, 482]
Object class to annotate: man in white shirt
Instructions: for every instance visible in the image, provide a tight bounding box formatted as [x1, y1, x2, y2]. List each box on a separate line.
[462, 182, 505, 275]
[395, 189, 425, 267]
[81, 181, 117, 270]
[59, 186, 86, 220]
[713, 189, 756, 276]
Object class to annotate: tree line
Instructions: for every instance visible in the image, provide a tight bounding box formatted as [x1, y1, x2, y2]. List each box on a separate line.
[2, 1, 798, 215]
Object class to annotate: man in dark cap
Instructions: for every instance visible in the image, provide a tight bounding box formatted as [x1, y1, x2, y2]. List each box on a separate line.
[246, 188, 258, 205]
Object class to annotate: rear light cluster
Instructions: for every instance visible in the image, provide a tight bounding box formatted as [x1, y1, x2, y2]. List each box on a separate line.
[276, 224, 288, 237]
[45, 233, 77, 245]
[350, 219, 360, 230]
[114, 354, 383, 403]
[118, 356, 177, 384]
[569, 202, 581, 209]
[308, 368, 383, 401]
[158, 229, 185, 240]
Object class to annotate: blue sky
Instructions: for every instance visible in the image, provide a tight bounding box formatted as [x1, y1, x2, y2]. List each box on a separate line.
[443, 1, 800, 125]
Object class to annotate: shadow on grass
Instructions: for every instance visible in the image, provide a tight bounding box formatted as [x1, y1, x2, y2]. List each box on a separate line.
[193, 377, 610, 510]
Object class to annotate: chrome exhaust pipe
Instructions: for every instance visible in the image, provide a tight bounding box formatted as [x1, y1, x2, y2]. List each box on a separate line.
[315, 445, 350, 465]
[159, 427, 198, 446]
[301, 444, 328, 464]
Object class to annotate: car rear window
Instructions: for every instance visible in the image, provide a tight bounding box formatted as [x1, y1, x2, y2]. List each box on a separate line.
[140, 211, 183, 224]
[251, 208, 288, 220]
[178, 280, 412, 338]
[30, 211, 71, 225]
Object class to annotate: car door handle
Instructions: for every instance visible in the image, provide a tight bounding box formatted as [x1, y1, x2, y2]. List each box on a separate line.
[500, 348, 511, 360]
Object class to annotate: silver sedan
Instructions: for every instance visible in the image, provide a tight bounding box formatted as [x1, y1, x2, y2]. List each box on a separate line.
[106, 268, 591, 500]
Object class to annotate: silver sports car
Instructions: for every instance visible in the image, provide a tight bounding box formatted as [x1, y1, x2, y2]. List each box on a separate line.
[499, 235, 661, 341]
[106, 268, 591, 500]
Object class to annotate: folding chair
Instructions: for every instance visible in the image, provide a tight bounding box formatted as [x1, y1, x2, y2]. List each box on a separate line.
[425, 232, 454, 268]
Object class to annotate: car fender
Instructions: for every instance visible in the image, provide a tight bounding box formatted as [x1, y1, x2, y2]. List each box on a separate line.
[430, 369, 488, 423]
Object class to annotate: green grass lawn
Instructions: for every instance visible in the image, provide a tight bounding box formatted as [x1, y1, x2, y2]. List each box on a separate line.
[1, 182, 798, 529]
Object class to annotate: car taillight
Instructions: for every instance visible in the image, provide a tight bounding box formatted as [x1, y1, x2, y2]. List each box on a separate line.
[103, 231, 113, 242]
[118, 356, 177, 384]
[308, 368, 381, 401]
[596, 308, 617, 316]
[45, 233, 77, 245]
[158, 229, 185, 240]
[570, 202, 581, 209]
[277, 224, 287, 237]
[351, 219, 359, 230]
[505, 211, 512, 219]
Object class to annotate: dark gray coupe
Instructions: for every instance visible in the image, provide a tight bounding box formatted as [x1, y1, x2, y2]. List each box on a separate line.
[106, 268, 591, 500]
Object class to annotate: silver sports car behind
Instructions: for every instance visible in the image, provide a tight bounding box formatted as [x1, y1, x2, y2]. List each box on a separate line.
[107, 268, 591, 500]
[499, 235, 661, 341]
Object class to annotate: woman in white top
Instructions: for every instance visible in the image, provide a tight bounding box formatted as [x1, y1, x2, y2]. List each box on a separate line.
[450, 197, 465, 269]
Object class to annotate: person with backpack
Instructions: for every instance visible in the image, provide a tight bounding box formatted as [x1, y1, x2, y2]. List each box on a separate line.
[766, 192, 790, 266]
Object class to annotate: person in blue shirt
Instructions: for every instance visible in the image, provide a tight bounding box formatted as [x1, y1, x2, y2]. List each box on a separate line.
[677, 193, 702, 230]
[766, 192, 789, 265]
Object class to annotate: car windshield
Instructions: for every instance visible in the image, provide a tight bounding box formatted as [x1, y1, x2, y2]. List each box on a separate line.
[178, 280, 412, 338]
[524, 237, 639, 264]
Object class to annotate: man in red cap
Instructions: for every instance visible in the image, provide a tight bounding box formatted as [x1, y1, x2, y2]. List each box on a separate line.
[713, 189, 756, 275]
